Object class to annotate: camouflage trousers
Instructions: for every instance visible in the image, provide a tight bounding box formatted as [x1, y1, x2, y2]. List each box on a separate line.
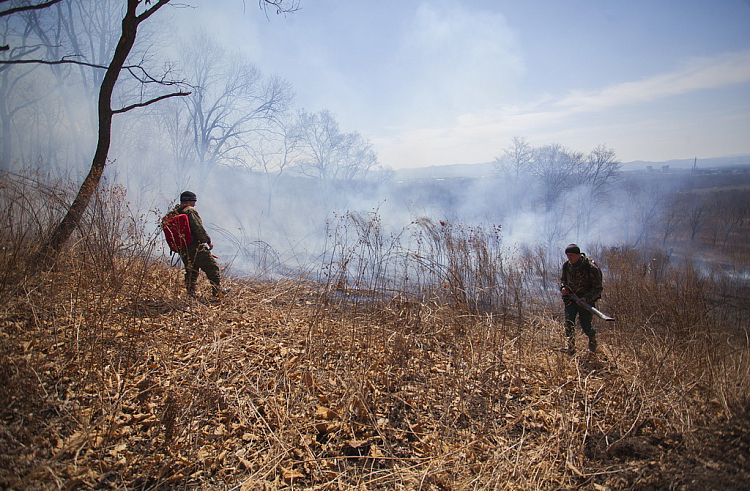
[179, 244, 221, 295]
[564, 302, 596, 340]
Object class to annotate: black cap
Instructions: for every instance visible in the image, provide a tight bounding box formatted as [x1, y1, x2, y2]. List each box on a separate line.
[565, 244, 581, 254]
[180, 191, 197, 202]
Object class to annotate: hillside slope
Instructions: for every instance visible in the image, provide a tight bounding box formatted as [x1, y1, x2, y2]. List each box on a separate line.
[2, 256, 749, 490]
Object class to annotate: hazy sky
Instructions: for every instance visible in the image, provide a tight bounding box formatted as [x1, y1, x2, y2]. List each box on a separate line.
[175, 0, 750, 169]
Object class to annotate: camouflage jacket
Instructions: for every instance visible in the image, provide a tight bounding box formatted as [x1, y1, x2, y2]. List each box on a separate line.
[560, 254, 603, 303]
[164, 204, 211, 248]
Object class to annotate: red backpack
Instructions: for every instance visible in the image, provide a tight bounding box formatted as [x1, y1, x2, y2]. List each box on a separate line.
[162, 213, 193, 252]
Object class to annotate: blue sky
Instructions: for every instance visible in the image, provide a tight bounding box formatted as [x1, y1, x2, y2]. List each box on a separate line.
[177, 0, 750, 169]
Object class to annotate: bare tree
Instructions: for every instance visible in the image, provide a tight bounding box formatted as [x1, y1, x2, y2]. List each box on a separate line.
[158, 95, 194, 190]
[1, 1, 161, 171]
[42, 0, 192, 257]
[684, 192, 708, 242]
[492, 136, 535, 233]
[630, 181, 665, 247]
[0, 24, 45, 168]
[529, 143, 582, 213]
[570, 144, 621, 239]
[294, 108, 379, 182]
[248, 112, 302, 220]
[179, 30, 293, 186]
[580, 145, 621, 199]
[494, 135, 533, 181]
[706, 189, 749, 246]
[24, 3, 112, 166]
[659, 193, 685, 247]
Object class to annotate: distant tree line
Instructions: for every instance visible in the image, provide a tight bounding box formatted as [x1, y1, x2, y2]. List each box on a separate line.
[492, 136, 622, 249]
[493, 136, 750, 254]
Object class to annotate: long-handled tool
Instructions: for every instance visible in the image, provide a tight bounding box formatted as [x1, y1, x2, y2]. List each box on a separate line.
[562, 284, 615, 322]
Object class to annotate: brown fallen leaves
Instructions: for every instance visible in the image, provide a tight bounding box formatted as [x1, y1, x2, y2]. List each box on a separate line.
[1, 261, 748, 490]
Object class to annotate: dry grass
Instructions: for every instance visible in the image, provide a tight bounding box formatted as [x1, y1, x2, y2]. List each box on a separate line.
[1, 173, 749, 490]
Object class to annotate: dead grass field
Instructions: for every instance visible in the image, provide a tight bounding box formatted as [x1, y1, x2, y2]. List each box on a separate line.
[1, 174, 749, 490]
[2, 257, 749, 490]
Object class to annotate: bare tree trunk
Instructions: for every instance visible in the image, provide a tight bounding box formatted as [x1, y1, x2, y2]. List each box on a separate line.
[42, 0, 142, 258]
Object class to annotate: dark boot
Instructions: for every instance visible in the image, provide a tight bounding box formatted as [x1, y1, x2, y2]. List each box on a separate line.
[588, 334, 598, 352]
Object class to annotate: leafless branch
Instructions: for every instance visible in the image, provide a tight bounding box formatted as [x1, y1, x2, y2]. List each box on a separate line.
[112, 91, 191, 114]
[124, 64, 194, 89]
[0, 56, 194, 88]
[258, 0, 301, 19]
[0, 57, 108, 69]
[136, 0, 171, 23]
[0, 0, 63, 18]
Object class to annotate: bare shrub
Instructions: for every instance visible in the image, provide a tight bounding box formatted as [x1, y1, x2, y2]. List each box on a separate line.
[0, 171, 75, 300]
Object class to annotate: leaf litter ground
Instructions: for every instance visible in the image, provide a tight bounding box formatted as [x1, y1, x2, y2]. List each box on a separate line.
[1, 266, 748, 490]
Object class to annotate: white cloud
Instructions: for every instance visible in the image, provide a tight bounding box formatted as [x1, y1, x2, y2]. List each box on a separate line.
[555, 49, 750, 113]
[472, 49, 750, 132]
[179, 2, 750, 168]
[376, 49, 750, 168]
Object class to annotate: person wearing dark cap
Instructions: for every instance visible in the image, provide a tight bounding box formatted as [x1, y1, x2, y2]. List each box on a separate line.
[164, 191, 227, 297]
[560, 244, 603, 353]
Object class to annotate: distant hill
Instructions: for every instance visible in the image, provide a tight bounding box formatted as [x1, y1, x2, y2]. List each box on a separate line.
[620, 155, 750, 172]
[392, 155, 750, 180]
[393, 161, 496, 181]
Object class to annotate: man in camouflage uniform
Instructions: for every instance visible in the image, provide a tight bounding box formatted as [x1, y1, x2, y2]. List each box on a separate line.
[165, 191, 226, 297]
[560, 244, 603, 353]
